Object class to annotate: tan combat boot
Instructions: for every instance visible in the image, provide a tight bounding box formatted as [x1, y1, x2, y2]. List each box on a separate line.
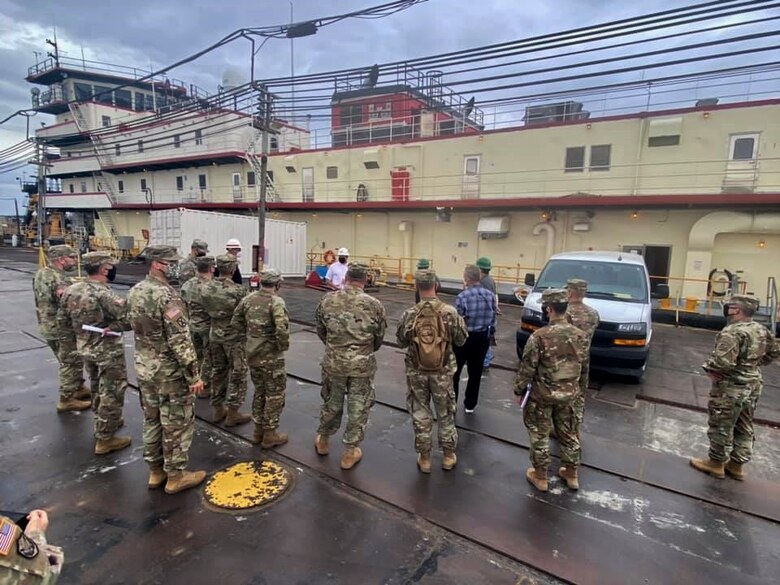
[261, 429, 289, 449]
[559, 466, 580, 490]
[315, 434, 329, 456]
[211, 405, 227, 423]
[417, 452, 432, 474]
[164, 470, 207, 494]
[526, 467, 548, 492]
[250, 424, 264, 445]
[75, 386, 92, 401]
[56, 397, 92, 413]
[95, 435, 132, 455]
[724, 460, 745, 481]
[442, 449, 458, 471]
[224, 408, 251, 427]
[689, 457, 725, 479]
[148, 466, 167, 489]
[340, 446, 363, 470]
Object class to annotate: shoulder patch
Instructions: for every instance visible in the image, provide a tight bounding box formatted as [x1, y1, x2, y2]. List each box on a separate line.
[165, 305, 183, 320]
[0, 517, 16, 556]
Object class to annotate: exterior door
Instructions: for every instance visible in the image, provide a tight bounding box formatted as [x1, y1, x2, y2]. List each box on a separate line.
[724, 133, 759, 191]
[462, 155, 481, 199]
[302, 167, 314, 202]
[232, 172, 242, 202]
[391, 167, 410, 201]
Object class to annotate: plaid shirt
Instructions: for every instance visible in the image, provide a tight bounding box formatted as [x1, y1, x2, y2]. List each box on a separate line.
[455, 283, 497, 332]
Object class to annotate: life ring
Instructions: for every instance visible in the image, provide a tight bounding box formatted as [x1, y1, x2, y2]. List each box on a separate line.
[323, 249, 337, 265]
[707, 268, 733, 297]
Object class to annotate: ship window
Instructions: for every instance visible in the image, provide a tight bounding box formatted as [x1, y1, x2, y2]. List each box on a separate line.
[173, 135, 181, 148]
[564, 146, 585, 172]
[340, 104, 362, 126]
[94, 85, 112, 105]
[114, 89, 132, 109]
[590, 144, 611, 171]
[176, 176, 184, 191]
[118, 180, 124, 193]
[326, 166, 338, 179]
[247, 171, 256, 186]
[74, 83, 92, 101]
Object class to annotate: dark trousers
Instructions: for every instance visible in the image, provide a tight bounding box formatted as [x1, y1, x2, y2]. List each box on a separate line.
[453, 329, 490, 410]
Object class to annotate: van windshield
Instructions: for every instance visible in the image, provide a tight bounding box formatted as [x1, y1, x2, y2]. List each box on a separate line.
[534, 259, 649, 303]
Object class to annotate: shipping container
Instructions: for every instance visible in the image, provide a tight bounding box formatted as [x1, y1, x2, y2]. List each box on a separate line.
[149, 208, 306, 277]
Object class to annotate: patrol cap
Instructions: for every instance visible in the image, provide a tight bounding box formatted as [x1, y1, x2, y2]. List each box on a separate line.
[196, 255, 216, 270]
[216, 253, 238, 271]
[146, 245, 182, 263]
[541, 288, 568, 304]
[347, 262, 369, 280]
[191, 238, 209, 252]
[726, 294, 759, 313]
[48, 244, 77, 259]
[476, 256, 492, 271]
[260, 268, 283, 285]
[414, 269, 437, 287]
[416, 258, 431, 270]
[566, 278, 588, 293]
[81, 251, 115, 268]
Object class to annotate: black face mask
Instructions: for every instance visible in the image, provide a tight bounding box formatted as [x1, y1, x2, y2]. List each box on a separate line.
[196, 251, 207, 257]
[106, 266, 117, 282]
[338, 257, 347, 264]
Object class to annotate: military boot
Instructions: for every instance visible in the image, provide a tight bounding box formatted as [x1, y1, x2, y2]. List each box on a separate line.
[164, 470, 207, 494]
[442, 449, 457, 471]
[689, 457, 725, 479]
[417, 452, 432, 474]
[95, 435, 132, 455]
[250, 424, 264, 445]
[56, 397, 92, 413]
[315, 434, 329, 456]
[224, 408, 251, 427]
[75, 386, 92, 401]
[261, 429, 289, 449]
[211, 405, 227, 423]
[725, 460, 745, 481]
[526, 467, 548, 492]
[559, 466, 580, 490]
[340, 446, 363, 470]
[148, 466, 167, 490]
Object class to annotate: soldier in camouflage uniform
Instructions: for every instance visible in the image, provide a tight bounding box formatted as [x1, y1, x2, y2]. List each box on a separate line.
[0, 510, 63, 583]
[179, 255, 214, 399]
[315, 263, 387, 470]
[515, 288, 588, 492]
[396, 269, 467, 473]
[32, 244, 91, 413]
[176, 238, 209, 286]
[127, 245, 207, 494]
[57, 252, 132, 455]
[231, 268, 290, 449]
[201, 254, 251, 426]
[690, 295, 780, 480]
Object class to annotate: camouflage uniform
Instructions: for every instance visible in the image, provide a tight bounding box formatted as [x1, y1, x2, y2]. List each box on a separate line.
[177, 238, 209, 286]
[201, 255, 248, 410]
[565, 278, 600, 424]
[396, 270, 468, 456]
[57, 253, 130, 440]
[231, 270, 290, 431]
[0, 514, 63, 584]
[315, 264, 387, 446]
[179, 255, 214, 398]
[515, 289, 588, 472]
[32, 245, 84, 402]
[701, 296, 780, 465]
[127, 246, 201, 474]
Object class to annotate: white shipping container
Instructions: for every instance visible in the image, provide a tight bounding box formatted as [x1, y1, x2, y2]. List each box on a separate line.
[149, 208, 306, 277]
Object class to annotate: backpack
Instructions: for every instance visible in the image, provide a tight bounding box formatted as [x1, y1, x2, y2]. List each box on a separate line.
[412, 300, 448, 371]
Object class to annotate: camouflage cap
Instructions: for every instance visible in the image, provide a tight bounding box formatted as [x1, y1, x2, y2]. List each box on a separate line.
[414, 269, 437, 287]
[347, 262, 369, 280]
[726, 294, 759, 312]
[566, 278, 588, 293]
[416, 258, 431, 270]
[196, 255, 216, 270]
[260, 268, 283, 285]
[541, 288, 568, 304]
[48, 244, 77, 259]
[146, 245, 182, 262]
[191, 238, 209, 252]
[81, 251, 115, 268]
[216, 253, 238, 271]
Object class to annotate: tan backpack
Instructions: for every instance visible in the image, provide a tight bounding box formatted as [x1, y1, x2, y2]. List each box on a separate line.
[412, 300, 448, 371]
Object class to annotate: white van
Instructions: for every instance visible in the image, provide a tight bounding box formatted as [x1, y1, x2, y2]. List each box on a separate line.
[515, 251, 668, 381]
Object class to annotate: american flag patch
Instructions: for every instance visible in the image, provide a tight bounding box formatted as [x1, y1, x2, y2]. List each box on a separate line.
[165, 306, 182, 320]
[0, 517, 16, 556]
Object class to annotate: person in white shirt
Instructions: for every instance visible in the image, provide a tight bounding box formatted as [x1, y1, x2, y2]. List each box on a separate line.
[325, 248, 350, 290]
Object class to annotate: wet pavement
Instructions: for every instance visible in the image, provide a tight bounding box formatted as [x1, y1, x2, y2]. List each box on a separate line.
[1, 248, 779, 584]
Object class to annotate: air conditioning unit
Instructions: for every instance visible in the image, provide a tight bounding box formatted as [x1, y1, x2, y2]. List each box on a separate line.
[477, 216, 510, 239]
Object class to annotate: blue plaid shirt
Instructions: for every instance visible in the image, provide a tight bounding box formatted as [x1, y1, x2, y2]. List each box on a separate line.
[455, 284, 497, 332]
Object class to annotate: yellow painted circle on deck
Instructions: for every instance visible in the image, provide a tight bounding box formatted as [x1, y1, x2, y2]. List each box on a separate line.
[204, 460, 292, 511]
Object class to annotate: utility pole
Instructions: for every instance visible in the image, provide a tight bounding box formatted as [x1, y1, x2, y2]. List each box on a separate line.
[256, 84, 274, 273]
[28, 140, 50, 253]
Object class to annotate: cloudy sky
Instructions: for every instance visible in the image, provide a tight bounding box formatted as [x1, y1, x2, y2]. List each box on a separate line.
[0, 0, 773, 215]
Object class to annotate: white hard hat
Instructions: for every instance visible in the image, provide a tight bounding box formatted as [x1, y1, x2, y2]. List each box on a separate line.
[337, 247, 350, 256]
[226, 238, 242, 249]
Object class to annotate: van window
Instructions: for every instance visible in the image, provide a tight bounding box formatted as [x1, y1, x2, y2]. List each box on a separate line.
[535, 259, 648, 303]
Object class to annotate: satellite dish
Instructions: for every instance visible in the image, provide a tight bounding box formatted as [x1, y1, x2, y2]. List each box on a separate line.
[463, 96, 475, 118]
[364, 64, 379, 88]
[221, 67, 246, 92]
[31, 87, 41, 96]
